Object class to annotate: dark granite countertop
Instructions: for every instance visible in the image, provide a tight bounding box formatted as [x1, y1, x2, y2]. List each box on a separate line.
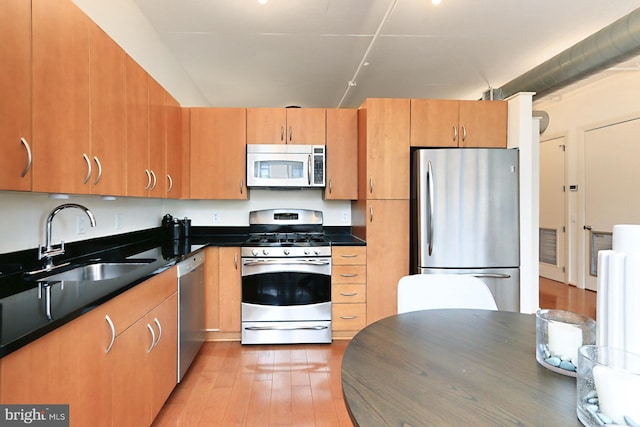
[0, 226, 364, 357]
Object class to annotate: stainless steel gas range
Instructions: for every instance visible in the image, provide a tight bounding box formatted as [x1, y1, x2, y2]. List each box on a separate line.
[240, 209, 332, 345]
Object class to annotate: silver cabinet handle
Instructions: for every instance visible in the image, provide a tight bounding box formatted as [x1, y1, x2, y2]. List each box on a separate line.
[150, 170, 157, 191]
[340, 292, 358, 297]
[82, 154, 92, 184]
[288, 125, 293, 142]
[462, 125, 467, 142]
[369, 177, 374, 194]
[234, 252, 238, 270]
[153, 318, 162, 345]
[369, 206, 374, 223]
[240, 179, 244, 194]
[340, 254, 358, 258]
[329, 179, 333, 194]
[340, 273, 358, 278]
[427, 160, 434, 256]
[93, 156, 102, 185]
[167, 174, 173, 193]
[280, 125, 284, 142]
[144, 169, 152, 190]
[146, 323, 156, 353]
[20, 138, 32, 177]
[340, 315, 358, 320]
[453, 125, 458, 142]
[105, 315, 115, 354]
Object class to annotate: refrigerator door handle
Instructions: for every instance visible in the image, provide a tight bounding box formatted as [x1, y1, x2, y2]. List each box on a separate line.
[427, 160, 434, 256]
[466, 273, 512, 279]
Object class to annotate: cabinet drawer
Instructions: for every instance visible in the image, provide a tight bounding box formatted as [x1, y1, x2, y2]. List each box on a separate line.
[332, 246, 366, 265]
[332, 303, 366, 331]
[332, 284, 366, 303]
[332, 265, 366, 284]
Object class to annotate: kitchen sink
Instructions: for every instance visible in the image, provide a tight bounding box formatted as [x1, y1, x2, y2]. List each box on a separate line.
[34, 261, 153, 282]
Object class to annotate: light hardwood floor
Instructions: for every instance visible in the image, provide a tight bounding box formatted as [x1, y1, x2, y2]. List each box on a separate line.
[153, 278, 597, 427]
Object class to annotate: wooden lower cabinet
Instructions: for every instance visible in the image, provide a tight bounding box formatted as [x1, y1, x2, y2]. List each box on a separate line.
[203, 246, 241, 340]
[0, 267, 178, 427]
[331, 246, 367, 338]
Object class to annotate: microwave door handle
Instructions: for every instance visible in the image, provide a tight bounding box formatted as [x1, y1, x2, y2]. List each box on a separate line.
[427, 160, 434, 256]
[308, 154, 312, 185]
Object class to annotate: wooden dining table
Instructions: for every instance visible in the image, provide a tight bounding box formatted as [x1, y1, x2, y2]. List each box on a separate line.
[341, 309, 582, 426]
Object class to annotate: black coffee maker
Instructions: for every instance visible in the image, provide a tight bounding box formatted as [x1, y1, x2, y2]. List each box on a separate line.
[161, 214, 191, 257]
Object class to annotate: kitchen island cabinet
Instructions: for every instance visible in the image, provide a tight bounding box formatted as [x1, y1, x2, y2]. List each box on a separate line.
[247, 107, 325, 145]
[411, 99, 507, 148]
[0, 0, 32, 192]
[325, 109, 358, 200]
[190, 108, 247, 199]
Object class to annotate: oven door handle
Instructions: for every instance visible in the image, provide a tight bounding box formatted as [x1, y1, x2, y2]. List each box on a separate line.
[242, 259, 331, 266]
[244, 325, 329, 331]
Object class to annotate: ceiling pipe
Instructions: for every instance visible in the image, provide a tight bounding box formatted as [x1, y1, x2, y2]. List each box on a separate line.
[489, 7, 640, 101]
[336, 0, 399, 108]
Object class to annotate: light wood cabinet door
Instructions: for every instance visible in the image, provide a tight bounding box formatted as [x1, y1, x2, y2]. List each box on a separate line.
[360, 98, 410, 200]
[410, 99, 459, 147]
[204, 246, 220, 330]
[148, 78, 167, 198]
[190, 108, 247, 199]
[458, 100, 507, 148]
[365, 200, 409, 324]
[125, 56, 151, 197]
[165, 93, 183, 198]
[32, 0, 91, 194]
[219, 247, 241, 333]
[285, 107, 326, 145]
[325, 109, 358, 200]
[0, 0, 32, 191]
[246, 107, 325, 145]
[89, 22, 127, 196]
[149, 293, 178, 418]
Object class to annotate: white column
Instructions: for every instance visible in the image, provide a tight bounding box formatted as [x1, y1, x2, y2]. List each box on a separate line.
[506, 92, 539, 313]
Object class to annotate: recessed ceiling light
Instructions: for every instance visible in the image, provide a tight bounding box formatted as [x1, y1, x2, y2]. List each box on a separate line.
[258, 0, 268, 4]
[432, 0, 442, 4]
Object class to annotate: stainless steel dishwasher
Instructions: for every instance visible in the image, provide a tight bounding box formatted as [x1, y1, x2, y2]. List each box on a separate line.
[177, 251, 205, 382]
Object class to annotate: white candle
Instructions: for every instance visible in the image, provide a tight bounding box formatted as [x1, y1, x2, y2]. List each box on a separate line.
[547, 320, 582, 362]
[593, 365, 640, 424]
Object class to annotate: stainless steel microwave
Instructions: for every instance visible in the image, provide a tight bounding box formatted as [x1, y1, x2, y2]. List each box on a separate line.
[246, 144, 325, 188]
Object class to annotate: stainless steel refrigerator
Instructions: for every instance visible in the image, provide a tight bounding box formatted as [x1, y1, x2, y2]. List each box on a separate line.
[411, 148, 520, 311]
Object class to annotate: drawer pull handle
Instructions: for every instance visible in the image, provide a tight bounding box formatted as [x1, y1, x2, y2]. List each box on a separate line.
[146, 324, 156, 353]
[153, 318, 162, 345]
[340, 292, 358, 297]
[340, 254, 358, 258]
[340, 273, 358, 278]
[105, 315, 115, 354]
[340, 315, 358, 320]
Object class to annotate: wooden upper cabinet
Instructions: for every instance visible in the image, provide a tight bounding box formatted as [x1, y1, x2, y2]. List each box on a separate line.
[165, 93, 183, 198]
[458, 100, 507, 148]
[190, 108, 247, 200]
[125, 56, 151, 197]
[359, 98, 410, 200]
[325, 109, 358, 200]
[411, 99, 507, 148]
[411, 99, 459, 147]
[148, 78, 168, 198]
[89, 22, 127, 196]
[0, 0, 32, 191]
[246, 107, 325, 145]
[32, 0, 91, 194]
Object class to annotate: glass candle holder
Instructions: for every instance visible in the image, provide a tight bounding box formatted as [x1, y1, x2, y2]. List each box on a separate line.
[536, 309, 596, 376]
[577, 345, 640, 426]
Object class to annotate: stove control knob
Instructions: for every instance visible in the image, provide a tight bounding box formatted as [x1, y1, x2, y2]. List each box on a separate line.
[314, 249, 321, 255]
[304, 249, 311, 255]
[252, 249, 259, 256]
[262, 249, 269, 256]
[284, 249, 290, 256]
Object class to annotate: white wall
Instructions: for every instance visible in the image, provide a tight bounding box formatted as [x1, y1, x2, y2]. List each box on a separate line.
[534, 70, 640, 288]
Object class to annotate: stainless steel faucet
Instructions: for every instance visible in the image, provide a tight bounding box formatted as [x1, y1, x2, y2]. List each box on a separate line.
[39, 203, 97, 268]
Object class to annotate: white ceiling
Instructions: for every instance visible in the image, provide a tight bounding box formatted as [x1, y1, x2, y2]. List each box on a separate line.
[131, 0, 640, 108]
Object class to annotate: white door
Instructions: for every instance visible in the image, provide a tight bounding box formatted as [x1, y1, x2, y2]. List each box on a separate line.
[539, 136, 566, 282]
[584, 118, 640, 291]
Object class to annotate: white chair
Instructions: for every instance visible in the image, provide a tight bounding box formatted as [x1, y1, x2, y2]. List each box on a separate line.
[397, 274, 498, 314]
